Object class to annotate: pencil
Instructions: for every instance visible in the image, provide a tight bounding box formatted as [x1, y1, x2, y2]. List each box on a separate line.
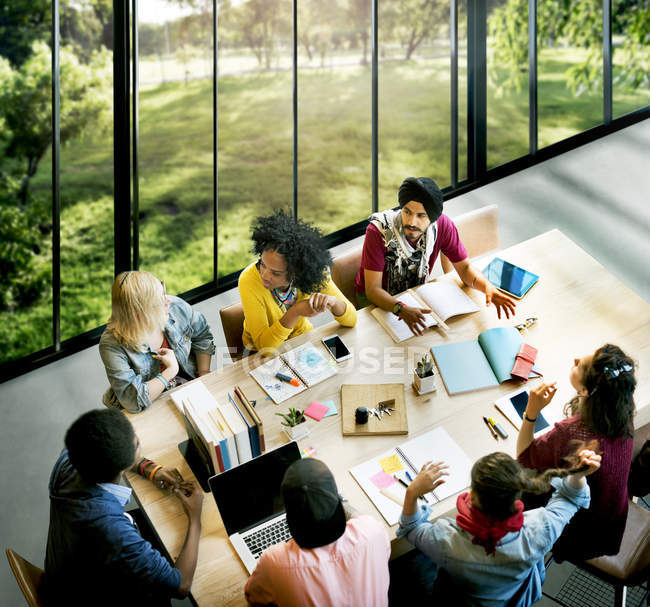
[483, 416, 499, 440]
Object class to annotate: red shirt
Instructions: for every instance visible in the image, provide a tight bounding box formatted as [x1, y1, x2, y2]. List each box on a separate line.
[518, 415, 633, 561]
[354, 213, 467, 294]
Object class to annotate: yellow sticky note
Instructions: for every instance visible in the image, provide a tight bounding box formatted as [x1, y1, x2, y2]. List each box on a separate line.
[378, 454, 404, 475]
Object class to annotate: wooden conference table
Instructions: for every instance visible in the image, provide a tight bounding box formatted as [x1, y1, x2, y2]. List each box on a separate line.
[125, 229, 650, 607]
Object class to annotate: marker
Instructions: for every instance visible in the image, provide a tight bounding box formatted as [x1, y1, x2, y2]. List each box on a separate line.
[405, 470, 413, 482]
[487, 417, 509, 439]
[483, 416, 499, 440]
[393, 475, 409, 489]
[275, 372, 300, 387]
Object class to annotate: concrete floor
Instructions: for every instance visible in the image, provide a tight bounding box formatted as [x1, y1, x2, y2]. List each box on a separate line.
[0, 119, 648, 606]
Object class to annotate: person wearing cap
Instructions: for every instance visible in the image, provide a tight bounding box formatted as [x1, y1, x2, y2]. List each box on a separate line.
[354, 176, 516, 335]
[244, 458, 391, 607]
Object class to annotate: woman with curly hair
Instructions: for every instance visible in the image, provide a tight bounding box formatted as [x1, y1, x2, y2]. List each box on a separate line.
[516, 343, 636, 562]
[238, 210, 357, 354]
[397, 448, 600, 606]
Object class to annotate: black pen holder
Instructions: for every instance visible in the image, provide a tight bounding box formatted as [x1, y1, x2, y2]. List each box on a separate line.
[355, 406, 369, 425]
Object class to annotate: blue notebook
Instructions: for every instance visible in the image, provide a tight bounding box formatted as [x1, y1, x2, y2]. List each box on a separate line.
[431, 327, 538, 395]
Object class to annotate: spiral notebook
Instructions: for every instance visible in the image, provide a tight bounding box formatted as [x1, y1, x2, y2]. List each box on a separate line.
[249, 342, 337, 404]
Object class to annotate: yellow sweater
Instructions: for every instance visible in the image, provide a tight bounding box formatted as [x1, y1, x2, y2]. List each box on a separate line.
[238, 262, 357, 353]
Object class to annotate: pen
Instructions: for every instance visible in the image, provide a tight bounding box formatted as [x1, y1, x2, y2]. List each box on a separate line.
[487, 417, 509, 439]
[393, 475, 409, 489]
[275, 372, 300, 387]
[405, 470, 413, 481]
[483, 416, 499, 440]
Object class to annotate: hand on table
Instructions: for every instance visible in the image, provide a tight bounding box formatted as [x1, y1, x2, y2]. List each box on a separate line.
[408, 461, 449, 496]
[155, 347, 179, 377]
[174, 481, 204, 521]
[153, 467, 184, 491]
[484, 283, 517, 319]
[399, 305, 432, 336]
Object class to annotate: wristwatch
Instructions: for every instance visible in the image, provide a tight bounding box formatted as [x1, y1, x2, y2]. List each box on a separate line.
[392, 301, 405, 316]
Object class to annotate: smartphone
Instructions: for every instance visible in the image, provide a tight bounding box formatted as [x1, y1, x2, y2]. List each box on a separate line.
[321, 334, 351, 362]
[482, 257, 539, 299]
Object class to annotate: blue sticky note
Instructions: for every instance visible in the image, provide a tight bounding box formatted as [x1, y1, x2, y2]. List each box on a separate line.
[321, 399, 338, 417]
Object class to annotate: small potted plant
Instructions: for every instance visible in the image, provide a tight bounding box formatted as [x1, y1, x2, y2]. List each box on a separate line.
[276, 407, 310, 440]
[414, 353, 436, 395]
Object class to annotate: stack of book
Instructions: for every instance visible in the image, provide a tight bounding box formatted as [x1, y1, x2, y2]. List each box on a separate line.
[170, 382, 265, 477]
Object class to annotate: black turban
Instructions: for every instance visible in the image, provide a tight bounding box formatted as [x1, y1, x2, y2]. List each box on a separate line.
[398, 177, 444, 222]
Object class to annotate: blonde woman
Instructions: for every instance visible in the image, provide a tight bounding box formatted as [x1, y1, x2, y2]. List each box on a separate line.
[99, 271, 215, 413]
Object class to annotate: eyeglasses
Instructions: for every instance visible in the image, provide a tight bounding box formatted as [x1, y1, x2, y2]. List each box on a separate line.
[603, 363, 633, 380]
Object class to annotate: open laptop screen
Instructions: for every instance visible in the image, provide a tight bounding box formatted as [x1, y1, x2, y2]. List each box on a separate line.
[209, 441, 301, 536]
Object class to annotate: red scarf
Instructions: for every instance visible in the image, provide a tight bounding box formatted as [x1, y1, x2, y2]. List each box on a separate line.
[456, 492, 524, 556]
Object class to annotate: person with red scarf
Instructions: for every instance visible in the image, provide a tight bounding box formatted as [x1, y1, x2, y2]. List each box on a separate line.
[396, 449, 600, 606]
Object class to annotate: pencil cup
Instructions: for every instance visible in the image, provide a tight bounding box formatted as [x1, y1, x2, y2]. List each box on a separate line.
[413, 368, 436, 395]
[283, 422, 310, 441]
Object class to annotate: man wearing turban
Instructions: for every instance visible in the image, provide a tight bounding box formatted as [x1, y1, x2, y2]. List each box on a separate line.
[354, 177, 516, 335]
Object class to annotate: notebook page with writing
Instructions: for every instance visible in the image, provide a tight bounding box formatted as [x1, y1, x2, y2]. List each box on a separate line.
[396, 427, 472, 502]
[249, 356, 307, 404]
[282, 342, 336, 387]
[415, 281, 479, 322]
[371, 291, 437, 342]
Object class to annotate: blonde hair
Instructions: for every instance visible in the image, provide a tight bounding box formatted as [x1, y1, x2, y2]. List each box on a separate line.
[108, 271, 167, 350]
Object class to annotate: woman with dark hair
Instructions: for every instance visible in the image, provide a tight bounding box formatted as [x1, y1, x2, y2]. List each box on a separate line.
[397, 448, 600, 606]
[238, 210, 356, 354]
[516, 343, 636, 562]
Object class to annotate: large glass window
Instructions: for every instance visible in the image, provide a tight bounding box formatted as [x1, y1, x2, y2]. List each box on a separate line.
[0, 2, 53, 364]
[378, 0, 452, 206]
[138, 1, 214, 293]
[297, 0, 372, 233]
[537, 0, 603, 147]
[216, 0, 292, 278]
[486, 0, 529, 168]
[59, 0, 114, 341]
[613, 2, 650, 118]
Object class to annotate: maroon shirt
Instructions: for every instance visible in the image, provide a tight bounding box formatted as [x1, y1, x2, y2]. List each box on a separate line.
[354, 213, 467, 294]
[518, 415, 633, 562]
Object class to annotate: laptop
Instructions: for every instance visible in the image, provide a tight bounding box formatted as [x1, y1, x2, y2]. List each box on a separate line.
[208, 441, 302, 573]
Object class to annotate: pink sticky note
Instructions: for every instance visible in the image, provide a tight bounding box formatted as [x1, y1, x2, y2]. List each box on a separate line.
[370, 470, 397, 490]
[304, 401, 329, 421]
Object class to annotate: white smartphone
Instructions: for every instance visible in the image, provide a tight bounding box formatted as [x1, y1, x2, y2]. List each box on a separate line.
[321, 334, 351, 362]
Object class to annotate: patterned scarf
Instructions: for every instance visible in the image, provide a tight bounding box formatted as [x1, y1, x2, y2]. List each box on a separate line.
[455, 492, 524, 556]
[369, 209, 437, 295]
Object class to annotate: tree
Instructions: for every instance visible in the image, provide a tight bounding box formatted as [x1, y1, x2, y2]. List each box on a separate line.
[0, 0, 51, 67]
[0, 41, 112, 205]
[489, 0, 650, 94]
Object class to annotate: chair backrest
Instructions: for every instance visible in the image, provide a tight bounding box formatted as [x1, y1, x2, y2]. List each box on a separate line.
[441, 204, 499, 274]
[330, 246, 362, 309]
[219, 302, 245, 362]
[5, 549, 46, 607]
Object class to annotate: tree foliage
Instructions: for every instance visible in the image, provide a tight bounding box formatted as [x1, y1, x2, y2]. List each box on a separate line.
[489, 0, 650, 94]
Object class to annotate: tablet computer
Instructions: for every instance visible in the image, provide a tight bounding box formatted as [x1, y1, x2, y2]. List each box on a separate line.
[482, 257, 539, 299]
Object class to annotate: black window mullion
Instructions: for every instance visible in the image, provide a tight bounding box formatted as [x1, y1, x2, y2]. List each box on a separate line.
[52, 0, 61, 351]
[450, 0, 459, 187]
[292, 0, 298, 219]
[466, 0, 487, 180]
[603, 0, 612, 123]
[113, 0, 132, 275]
[371, 0, 378, 213]
[131, 0, 139, 269]
[528, 0, 538, 154]
[213, 0, 219, 283]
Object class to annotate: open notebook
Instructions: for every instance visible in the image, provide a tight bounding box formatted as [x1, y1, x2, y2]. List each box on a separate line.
[249, 341, 336, 404]
[372, 281, 479, 343]
[349, 427, 473, 525]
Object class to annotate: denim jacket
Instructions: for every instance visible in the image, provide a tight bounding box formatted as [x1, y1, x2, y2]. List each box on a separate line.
[99, 295, 215, 413]
[396, 477, 591, 607]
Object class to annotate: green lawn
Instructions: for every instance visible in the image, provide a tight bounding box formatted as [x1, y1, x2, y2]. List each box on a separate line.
[2, 50, 647, 364]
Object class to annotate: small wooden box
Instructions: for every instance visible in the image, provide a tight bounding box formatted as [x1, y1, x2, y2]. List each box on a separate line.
[340, 383, 408, 436]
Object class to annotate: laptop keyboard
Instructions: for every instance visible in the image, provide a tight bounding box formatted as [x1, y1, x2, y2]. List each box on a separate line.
[243, 518, 292, 559]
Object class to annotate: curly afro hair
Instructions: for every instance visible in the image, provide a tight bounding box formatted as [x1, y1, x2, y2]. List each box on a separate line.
[251, 209, 332, 294]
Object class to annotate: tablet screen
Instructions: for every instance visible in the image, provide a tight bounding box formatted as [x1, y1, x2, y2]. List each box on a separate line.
[483, 257, 539, 298]
[510, 390, 549, 433]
